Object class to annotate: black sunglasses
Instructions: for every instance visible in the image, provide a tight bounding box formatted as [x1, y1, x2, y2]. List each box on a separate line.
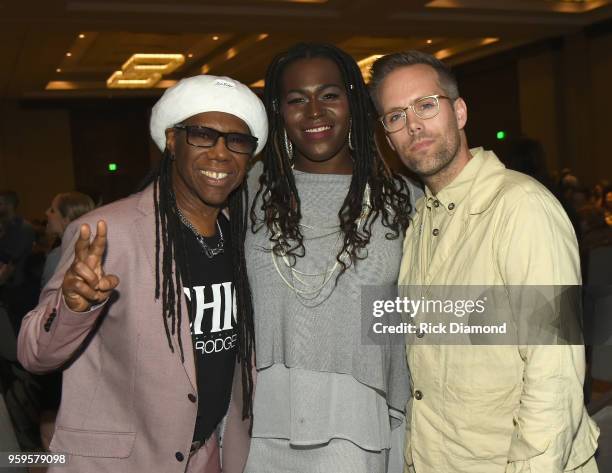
[174, 124, 258, 155]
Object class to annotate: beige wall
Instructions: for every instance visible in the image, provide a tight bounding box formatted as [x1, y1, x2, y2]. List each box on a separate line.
[0, 102, 74, 221]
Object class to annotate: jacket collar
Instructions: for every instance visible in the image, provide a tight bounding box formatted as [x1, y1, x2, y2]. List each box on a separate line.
[136, 183, 156, 216]
[136, 181, 230, 219]
[464, 147, 506, 215]
[135, 183, 198, 392]
[422, 147, 506, 217]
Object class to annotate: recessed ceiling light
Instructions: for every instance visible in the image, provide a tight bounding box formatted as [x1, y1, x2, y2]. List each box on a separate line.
[79, 34, 85, 39]
[188, 53, 194, 58]
[46, 81, 78, 91]
[481, 37, 500, 46]
[427, 39, 433, 44]
[66, 52, 72, 57]
[212, 35, 219, 41]
[435, 48, 452, 60]
[56, 68, 62, 73]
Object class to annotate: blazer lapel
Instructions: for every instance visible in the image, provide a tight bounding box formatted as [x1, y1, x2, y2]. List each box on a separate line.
[135, 185, 198, 393]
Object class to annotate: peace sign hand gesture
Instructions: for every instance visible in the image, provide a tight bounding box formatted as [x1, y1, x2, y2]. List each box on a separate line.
[62, 221, 120, 312]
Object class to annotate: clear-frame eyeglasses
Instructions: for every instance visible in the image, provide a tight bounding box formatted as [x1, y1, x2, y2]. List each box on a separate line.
[379, 94, 453, 133]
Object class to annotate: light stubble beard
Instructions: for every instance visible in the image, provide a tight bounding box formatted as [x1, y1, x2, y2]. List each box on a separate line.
[399, 128, 461, 183]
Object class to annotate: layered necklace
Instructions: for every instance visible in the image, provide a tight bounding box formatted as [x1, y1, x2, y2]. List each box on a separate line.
[175, 205, 224, 258]
[271, 183, 371, 304]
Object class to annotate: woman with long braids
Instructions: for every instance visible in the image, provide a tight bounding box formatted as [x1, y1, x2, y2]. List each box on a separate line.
[18, 75, 266, 473]
[245, 43, 422, 473]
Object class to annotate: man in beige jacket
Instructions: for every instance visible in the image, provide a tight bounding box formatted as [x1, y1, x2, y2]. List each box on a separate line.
[369, 51, 600, 473]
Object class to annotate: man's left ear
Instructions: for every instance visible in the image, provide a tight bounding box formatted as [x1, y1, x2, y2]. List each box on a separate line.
[453, 98, 467, 130]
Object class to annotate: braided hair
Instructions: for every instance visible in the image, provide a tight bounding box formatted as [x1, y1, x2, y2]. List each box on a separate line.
[143, 150, 255, 420]
[251, 42, 412, 275]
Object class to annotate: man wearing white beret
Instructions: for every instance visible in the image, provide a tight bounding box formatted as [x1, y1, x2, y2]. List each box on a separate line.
[18, 75, 268, 473]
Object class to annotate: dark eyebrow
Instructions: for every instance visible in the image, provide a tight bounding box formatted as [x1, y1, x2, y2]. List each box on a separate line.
[285, 83, 344, 95]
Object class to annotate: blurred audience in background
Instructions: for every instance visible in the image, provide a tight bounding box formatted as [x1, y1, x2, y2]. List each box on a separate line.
[0, 189, 96, 457]
[601, 184, 612, 226]
[0, 190, 35, 332]
[41, 192, 96, 288]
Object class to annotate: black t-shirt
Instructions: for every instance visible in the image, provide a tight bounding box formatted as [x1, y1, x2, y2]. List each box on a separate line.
[181, 214, 237, 442]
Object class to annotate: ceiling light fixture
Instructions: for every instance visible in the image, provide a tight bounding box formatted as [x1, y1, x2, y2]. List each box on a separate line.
[480, 37, 500, 46]
[157, 80, 178, 88]
[66, 52, 72, 57]
[79, 34, 85, 39]
[46, 81, 78, 90]
[107, 71, 162, 89]
[258, 34, 269, 41]
[121, 53, 185, 74]
[427, 39, 433, 44]
[212, 35, 220, 41]
[434, 48, 452, 60]
[56, 68, 61, 73]
[107, 53, 185, 89]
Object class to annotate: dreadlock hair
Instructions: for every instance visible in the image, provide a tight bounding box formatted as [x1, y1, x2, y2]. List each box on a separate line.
[251, 42, 413, 276]
[143, 149, 255, 420]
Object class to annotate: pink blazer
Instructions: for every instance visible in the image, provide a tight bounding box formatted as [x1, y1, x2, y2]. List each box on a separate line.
[17, 185, 251, 473]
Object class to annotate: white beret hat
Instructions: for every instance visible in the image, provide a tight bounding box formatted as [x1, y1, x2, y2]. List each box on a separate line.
[150, 75, 268, 155]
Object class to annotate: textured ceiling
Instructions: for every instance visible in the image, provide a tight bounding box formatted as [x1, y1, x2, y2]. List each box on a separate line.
[0, 0, 610, 98]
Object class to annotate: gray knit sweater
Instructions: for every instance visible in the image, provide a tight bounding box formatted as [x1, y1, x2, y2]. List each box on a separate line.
[246, 163, 418, 416]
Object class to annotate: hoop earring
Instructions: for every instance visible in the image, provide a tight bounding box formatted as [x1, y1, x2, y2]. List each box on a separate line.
[348, 118, 354, 151]
[283, 128, 294, 163]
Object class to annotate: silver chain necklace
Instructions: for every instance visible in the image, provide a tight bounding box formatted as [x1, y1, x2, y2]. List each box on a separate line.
[271, 183, 371, 304]
[175, 206, 224, 258]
